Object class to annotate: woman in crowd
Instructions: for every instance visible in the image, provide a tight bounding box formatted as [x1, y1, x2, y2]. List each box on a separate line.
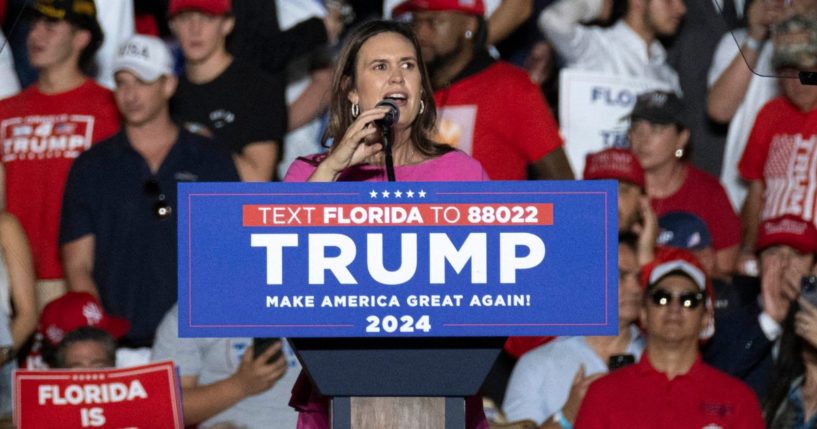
[284, 19, 488, 428]
[0, 211, 37, 420]
[764, 294, 817, 428]
[628, 91, 741, 279]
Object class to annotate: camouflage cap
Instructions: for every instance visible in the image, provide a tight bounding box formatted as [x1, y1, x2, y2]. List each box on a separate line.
[772, 14, 817, 71]
[30, 0, 99, 31]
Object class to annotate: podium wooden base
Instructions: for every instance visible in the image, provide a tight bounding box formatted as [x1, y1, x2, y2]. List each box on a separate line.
[332, 397, 464, 429]
[290, 337, 502, 429]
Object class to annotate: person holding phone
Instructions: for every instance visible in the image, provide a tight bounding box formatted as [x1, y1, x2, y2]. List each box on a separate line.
[574, 248, 764, 428]
[151, 304, 299, 428]
[763, 275, 817, 428]
[702, 215, 817, 398]
[503, 233, 645, 428]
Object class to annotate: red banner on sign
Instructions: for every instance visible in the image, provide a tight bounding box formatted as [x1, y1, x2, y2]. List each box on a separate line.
[14, 360, 184, 429]
[242, 203, 554, 227]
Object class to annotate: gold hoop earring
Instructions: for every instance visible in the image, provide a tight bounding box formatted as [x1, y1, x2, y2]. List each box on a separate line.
[351, 103, 359, 118]
[419, 100, 425, 115]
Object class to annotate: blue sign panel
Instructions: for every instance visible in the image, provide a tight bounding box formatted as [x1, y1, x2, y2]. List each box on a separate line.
[178, 180, 618, 338]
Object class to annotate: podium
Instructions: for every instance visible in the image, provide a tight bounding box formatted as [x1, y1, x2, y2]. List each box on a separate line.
[290, 337, 505, 428]
[178, 181, 619, 428]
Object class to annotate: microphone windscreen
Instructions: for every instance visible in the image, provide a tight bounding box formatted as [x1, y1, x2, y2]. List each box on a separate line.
[374, 99, 400, 127]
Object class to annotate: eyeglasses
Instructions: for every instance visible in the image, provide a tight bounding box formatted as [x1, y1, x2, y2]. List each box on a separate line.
[648, 289, 705, 309]
[144, 178, 172, 220]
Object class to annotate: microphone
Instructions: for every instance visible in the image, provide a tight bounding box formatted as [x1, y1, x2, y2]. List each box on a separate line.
[373, 99, 399, 182]
[374, 99, 400, 127]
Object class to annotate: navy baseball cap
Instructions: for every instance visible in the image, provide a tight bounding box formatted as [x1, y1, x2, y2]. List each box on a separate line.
[657, 212, 712, 251]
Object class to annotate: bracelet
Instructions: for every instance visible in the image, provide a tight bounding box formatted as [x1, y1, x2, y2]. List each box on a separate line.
[553, 409, 574, 429]
[743, 35, 765, 52]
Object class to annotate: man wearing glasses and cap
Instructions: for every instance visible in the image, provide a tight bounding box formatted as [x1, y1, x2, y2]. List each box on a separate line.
[60, 34, 238, 350]
[574, 248, 763, 428]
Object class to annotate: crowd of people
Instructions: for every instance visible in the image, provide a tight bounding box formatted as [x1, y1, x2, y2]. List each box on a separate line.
[0, 0, 815, 427]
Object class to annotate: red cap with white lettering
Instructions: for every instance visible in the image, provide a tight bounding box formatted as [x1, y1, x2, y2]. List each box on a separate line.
[39, 292, 130, 346]
[756, 215, 817, 254]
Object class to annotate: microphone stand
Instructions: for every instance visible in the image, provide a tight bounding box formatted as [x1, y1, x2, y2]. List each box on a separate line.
[380, 123, 396, 182]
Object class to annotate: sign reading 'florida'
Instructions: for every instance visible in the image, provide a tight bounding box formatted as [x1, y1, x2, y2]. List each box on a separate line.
[178, 180, 618, 338]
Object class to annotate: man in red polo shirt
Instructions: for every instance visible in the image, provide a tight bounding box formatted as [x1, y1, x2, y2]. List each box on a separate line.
[575, 249, 763, 429]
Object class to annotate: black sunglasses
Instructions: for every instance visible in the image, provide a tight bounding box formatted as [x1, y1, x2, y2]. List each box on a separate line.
[144, 178, 172, 220]
[648, 289, 705, 310]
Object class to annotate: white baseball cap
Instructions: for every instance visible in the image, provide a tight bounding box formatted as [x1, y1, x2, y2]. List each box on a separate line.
[113, 35, 174, 82]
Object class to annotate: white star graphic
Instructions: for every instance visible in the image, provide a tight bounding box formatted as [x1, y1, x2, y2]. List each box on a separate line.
[406, 190, 415, 198]
[418, 190, 426, 198]
[370, 190, 378, 198]
[382, 190, 390, 198]
[394, 190, 403, 198]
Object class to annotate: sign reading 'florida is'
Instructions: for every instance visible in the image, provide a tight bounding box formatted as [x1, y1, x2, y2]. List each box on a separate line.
[14, 361, 183, 429]
[178, 180, 618, 338]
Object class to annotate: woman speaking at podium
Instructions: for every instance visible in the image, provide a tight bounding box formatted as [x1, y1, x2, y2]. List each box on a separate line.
[283, 19, 489, 429]
[283, 20, 487, 184]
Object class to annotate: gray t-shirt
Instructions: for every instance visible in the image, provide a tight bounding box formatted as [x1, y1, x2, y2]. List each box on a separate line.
[151, 305, 300, 428]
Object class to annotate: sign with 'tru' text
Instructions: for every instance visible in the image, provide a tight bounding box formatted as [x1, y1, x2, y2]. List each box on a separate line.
[179, 180, 618, 338]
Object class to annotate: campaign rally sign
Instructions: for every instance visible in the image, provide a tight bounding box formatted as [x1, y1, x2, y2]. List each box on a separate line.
[179, 180, 617, 338]
[14, 361, 183, 429]
[559, 69, 673, 174]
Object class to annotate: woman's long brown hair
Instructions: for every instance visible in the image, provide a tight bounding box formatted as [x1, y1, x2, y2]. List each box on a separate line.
[322, 20, 452, 158]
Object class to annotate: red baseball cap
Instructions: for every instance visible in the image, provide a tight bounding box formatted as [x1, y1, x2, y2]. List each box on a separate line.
[641, 247, 711, 295]
[756, 215, 817, 254]
[393, 0, 485, 17]
[583, 148, 645, 189]
[168, 0, 231, 17]
[641, 247, 716, 339]
[39, 292, 130, 346]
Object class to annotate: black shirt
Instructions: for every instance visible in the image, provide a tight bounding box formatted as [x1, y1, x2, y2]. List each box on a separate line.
[172, 60, 287, 155]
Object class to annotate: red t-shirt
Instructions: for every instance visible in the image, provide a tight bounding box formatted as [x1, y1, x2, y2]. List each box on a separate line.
[650, 165, 740, 251]
[575, 353, 764, 429]
[739, 97, 817, 227]
[503, 336, 553, 359]
[0, 79, 120, 279]
[433, 61, 563, 180]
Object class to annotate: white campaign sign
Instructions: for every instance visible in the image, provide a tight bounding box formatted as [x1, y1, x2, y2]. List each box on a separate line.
[558, 69, 673, 175]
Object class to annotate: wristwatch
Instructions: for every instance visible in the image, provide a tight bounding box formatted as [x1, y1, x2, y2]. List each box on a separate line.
[743, 35, 765, 52]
